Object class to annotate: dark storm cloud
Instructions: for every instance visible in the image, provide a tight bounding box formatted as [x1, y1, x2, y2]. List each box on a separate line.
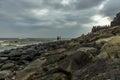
[73, 0, 105, 10]
[0, 0, 107, 38]
[101, 0, 120, 19]
[37, 0, 105, 10]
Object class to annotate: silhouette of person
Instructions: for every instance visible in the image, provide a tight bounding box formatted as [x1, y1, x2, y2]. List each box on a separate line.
[57, 36, 60, 41]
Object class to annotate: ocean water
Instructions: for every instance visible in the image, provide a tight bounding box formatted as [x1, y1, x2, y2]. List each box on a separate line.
[0, 38, 57, 52]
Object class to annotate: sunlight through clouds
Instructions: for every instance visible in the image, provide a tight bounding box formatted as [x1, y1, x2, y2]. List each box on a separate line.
[31, 9, 49, 16]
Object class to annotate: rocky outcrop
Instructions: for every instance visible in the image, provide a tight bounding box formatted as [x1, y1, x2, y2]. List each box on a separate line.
[17, 51, 92, 80]
[72, 59, 120, 80]
[111, 12, 120, 26]
[97, 36, 120, 58]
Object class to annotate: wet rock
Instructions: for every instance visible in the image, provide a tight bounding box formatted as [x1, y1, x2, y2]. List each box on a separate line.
[72, 59, 120, 80]
[15, 58, 46, 80]
[20, 55, 33, 61]
[1, 63, 14, 70]
[99, 36, 120, 59]
[32, 73, 69, 80]
[8, 57, 20, 61]
[44, 53, 67, 65]
[8, 50, 22, 57]
[0, 70, 12, 80]
[77, 47, 98, 57]
[58, 51, 92, 72]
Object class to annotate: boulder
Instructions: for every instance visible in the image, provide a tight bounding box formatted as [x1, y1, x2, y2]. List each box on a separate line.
[77, 47, 98, 57]
[99, 36, 120, 59]
[58, 51, 92, 72]
[15, 58, 46, 80]
[8, 50, 22, 57]
[1, 63, 14, 70]
[0, 70, 12, 79]
[43, 53, 67, 65]
[72, 59, 120, 80]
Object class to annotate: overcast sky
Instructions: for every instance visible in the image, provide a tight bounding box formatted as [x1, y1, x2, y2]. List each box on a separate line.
[0, 0, 120, 38]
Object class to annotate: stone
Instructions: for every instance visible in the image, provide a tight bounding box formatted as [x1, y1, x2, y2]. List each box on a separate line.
[1, 63, 14, 70]
[8, 50, 22, 57]
[72, 59, 120, 80]
[100, 36, 120, 59]
[58, 51, 92, 72]
[77, 47, 98, 57]
[20, 55, 33, 61]
[44, 53, 67, 65]
[15, 59, 46, 80]
[0, 70, 12, 79]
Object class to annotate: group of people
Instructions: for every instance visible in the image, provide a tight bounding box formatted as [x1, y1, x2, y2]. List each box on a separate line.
[57, 36, 62, 41]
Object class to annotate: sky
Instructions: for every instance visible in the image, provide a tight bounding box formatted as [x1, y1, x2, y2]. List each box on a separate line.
[0, 0, 120, 38]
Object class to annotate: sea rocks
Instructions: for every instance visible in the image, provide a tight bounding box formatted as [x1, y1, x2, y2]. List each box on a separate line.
[72, 59, 120, 80]
[77, 47, 98, 57]
[0, 70, 12, 79]
[1, 63, 14, 70]
[100, 36, 120, 59]
[8, 50, 22, 57]
[15, 58, 46, 80]
[44, 53, 67, 65]
[58, 51, 92, 72]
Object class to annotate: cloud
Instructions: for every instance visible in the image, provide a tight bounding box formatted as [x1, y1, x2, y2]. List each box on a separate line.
[101, 0, 120, 19]
[0, 0, 110, 38]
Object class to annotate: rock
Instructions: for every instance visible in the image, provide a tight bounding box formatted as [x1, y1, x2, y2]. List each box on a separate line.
[77, 47, 98, 57]
[0, 70, 12, 79]
[20, 55, 33, 61]
[30, 73, 69, 80]
[15, 58, 46, 80]
[58, 51, 92, 72]
[44, 53, 67, 65]
[99, 36, 120, 59]
[1, 63, 14, 70]
[72, 59, 120, 80]
[24, 59, 46, 70]
[8, 50, 22, 57]
[55, 48, 66, 53]
[23, 51, 92, 80]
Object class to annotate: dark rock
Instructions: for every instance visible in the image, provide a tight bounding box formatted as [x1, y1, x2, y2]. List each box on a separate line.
[58, 51, 92, 72]
[72, 59, 120, 80]
[15, 59, 46, 80]
[0, 70, 12, 80]
[20, 55, 34, 61]
[1, 63, 14, 70]
[44, 53, 67, 65]
[8, 50, 22, 57]
[8, 57, 20, 61]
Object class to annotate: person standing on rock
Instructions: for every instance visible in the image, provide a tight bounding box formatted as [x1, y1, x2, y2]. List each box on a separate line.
[57, 36, 62, 41]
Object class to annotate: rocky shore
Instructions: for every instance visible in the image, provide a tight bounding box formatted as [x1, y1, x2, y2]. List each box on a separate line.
[0, 12, 120, 80]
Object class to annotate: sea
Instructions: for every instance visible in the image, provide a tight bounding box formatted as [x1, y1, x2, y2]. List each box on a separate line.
[0, 38, 59, 52]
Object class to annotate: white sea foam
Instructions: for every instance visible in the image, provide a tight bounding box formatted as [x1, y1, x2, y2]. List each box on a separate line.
[0, 40, 6, 43]
[0, 38, 55, 52]
[1, 43, 9, 46]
